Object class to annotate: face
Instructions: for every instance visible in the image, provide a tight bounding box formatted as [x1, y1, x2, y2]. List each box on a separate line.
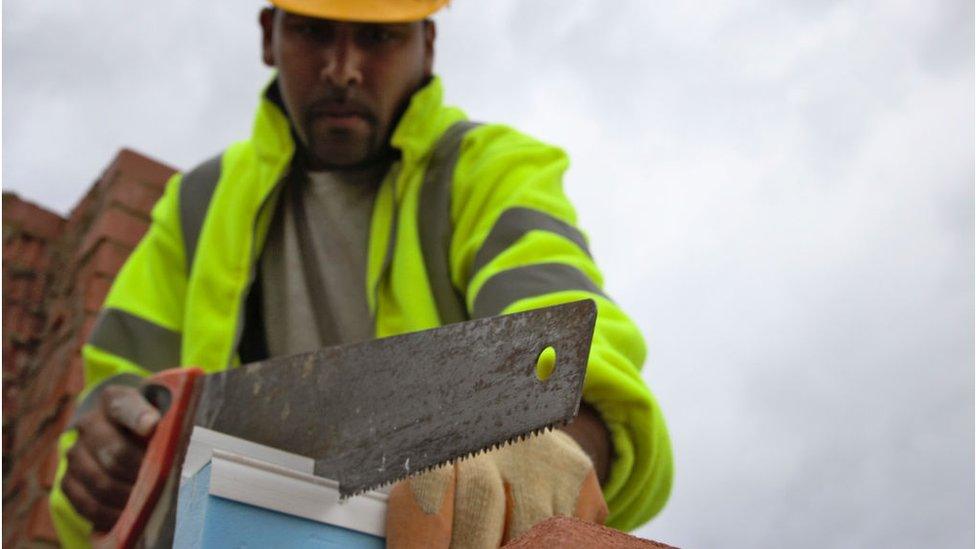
[260, 9, 435, 169]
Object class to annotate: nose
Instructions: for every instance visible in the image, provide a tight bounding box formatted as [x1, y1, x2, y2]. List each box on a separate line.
[321, 34, 364, 88]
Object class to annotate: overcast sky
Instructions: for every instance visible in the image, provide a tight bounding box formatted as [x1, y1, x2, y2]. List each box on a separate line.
[3, 1, 974, 547]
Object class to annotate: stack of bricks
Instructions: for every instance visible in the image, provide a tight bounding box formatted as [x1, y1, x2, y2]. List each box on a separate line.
[2, 149, 176, 548]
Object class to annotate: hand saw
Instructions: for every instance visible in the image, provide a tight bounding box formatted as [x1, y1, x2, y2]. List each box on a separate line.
[92, 299, 597, 548]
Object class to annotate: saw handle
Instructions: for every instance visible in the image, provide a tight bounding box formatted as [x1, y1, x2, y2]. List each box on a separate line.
[92, 367, 204, 549]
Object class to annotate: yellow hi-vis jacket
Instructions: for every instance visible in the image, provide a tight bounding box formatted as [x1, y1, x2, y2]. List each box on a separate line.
[50, 76, 673, 545]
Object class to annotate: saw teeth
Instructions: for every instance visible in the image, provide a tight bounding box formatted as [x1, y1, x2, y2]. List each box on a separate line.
[338, 420, 567, 498]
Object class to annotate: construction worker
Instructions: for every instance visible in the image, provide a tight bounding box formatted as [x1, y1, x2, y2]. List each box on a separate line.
[51, 1, 673, 547]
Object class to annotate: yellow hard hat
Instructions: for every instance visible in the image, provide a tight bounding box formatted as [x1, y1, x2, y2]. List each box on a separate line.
[270, 0, 449, 23]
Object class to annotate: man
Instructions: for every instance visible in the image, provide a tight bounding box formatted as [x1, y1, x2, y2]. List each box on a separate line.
[51, 1, 673, 546]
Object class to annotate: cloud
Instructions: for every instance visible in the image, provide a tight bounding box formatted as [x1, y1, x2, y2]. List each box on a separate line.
[3, 1, 972, 547]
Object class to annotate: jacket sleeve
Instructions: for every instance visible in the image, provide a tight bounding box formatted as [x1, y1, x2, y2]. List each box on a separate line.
[449, 124, 673, 531]
[49, 172, 188, 547]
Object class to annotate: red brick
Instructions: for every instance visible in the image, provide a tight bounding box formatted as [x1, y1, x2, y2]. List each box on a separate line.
[8, 309, 43, 344]
[39, 444, 61, 489]
[3, 302, 15, 321]
[77, 206, 148, 260]
[4, 303, 23, 329]
[42, 301, 69, 336]
[19, 238, 45, 271]
[33, 370, 68, 414]
[5, 445, 37, 493]
[78, 313, 99, 346]
[87, 239, 132, 277]
[30, 414, 70, 467]
[66, 190, 98, 234]
[2, 470, 25, 501]
[32, 310, 48, 334]
[15, 403, 49, 441]
[4, 385, 20, 417]
[3, 344, 27, 376]
[84, 276, 113, 313]
[104, 176, 165, 217]
[32, 362, 69, 410]
[3, 235, 23, 262]
[7, 311, 28, 342]
[20, 309, 38, 336]
[14, 343, 34, 370]
[11, 206, 65, 243]
[15, 400, 70, 462]
[2, 428, 14, 460]
[5, 238, 34, 268]
[6, 276, 30, 302]
[3, 194, 64, 240]
[2, 525, 21, 548]
[113, 148, 178, 190]
[34, 244, 53, 273]
[64, 355, 85, 396]
[26, 498, 58, 543]
[29, 275, 49, 304]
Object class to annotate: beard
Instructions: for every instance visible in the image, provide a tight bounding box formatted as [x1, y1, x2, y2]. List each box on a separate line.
[300, 104, 387, 169]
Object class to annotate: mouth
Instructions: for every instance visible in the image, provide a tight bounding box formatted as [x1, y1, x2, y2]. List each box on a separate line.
[321, 114, 365, 130]
[311, 103, 373, 131]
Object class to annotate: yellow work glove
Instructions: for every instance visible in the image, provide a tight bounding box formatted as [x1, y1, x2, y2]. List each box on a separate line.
[385, 430, 608, 548]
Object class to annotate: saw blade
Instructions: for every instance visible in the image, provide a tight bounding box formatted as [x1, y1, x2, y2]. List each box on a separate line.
[192, 299, 597, 497]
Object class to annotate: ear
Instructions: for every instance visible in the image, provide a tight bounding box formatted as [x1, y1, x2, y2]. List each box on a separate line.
[422, 19, 436, 78]
[260, 7, 276, 67]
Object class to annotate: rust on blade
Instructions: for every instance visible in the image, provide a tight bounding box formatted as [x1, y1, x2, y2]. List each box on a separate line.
[193, 299, 598, 497]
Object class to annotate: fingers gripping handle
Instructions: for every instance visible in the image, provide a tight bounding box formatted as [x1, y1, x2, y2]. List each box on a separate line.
[92, 367, 204, 549]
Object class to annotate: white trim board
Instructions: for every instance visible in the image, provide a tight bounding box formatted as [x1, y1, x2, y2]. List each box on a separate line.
[181, 426, 314, 481]
[209, 450, 388, 537]
[181, 426, 389, 538]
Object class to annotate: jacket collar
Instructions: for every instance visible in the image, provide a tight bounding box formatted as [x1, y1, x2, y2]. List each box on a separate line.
[251, 77, 296, 168]
[251, 75, 465, 169]
[390, 76, 466, 165]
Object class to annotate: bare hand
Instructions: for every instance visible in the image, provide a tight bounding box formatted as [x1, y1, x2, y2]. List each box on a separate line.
[63, 385, 160, 532]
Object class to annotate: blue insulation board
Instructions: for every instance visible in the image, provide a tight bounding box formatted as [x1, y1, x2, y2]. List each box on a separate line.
[175, 463, 385, 548]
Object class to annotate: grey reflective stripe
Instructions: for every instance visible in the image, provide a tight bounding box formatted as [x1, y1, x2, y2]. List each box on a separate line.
[88, 308, 182, 373]
[69, 373, 144, 427]
[472, 207, 591, 276]
[472, 263, 607, 318]
[179, 154, 222, 275]
[417, 120, 482, 325]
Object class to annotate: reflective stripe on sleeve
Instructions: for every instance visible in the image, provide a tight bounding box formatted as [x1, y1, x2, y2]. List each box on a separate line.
[471, 207, 591, 276]
[179, 154, 222, 276]
[88, 308, 182, 373]
[417, 120, 482, 325]
[471, 263, 608, 318]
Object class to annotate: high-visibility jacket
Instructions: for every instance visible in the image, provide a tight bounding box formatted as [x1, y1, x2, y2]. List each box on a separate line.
[50, 76, 673, 546]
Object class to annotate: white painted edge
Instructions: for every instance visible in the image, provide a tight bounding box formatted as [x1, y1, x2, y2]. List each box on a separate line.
[208, 449, 388, 538]
[181, 426, 315, 482]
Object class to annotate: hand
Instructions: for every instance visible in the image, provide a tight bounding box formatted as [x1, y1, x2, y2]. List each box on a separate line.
[386, 430, 608, 548]
[62, 385, 160, 532]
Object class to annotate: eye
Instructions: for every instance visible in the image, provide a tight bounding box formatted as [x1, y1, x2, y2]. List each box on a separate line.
[360, 25, 399, 46]
[288, 19, 332, 43]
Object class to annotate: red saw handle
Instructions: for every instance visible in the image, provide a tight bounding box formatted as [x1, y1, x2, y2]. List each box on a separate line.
[92, 367, 204, 549]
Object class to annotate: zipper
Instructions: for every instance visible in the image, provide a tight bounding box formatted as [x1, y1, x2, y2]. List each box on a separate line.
[228, 167, 289, 367]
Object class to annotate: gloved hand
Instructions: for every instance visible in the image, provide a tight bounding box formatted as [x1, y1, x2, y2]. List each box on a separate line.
[63, 385, 160, 532]
[386, 429, 608, 548]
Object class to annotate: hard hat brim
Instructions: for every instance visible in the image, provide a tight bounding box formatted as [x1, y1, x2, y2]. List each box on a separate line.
[270, 0, 449, 23]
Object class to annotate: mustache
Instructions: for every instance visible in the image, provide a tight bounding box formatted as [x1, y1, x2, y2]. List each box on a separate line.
[305, 89, 377, 123]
